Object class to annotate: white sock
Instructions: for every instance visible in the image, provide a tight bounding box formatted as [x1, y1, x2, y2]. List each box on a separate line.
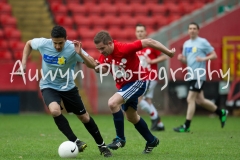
[150, 104, 158, 120]
[97, 141, 105, 147]
[139, 99, 151, 114]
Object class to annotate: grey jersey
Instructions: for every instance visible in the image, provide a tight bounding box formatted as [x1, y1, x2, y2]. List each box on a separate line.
[31, 38, 88, 91]
[183, 37, 214, 80]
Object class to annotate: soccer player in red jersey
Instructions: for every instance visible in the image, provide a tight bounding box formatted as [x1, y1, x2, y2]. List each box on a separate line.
[94, 31, 175, 153]
[135, 24, 168, 131]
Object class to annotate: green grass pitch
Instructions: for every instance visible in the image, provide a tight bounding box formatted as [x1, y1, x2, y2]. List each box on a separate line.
[0, 114, 239, 160]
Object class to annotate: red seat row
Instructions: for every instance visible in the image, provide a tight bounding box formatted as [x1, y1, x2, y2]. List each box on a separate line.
[51, 2, 205, 17]
[48, 0, 159, 4]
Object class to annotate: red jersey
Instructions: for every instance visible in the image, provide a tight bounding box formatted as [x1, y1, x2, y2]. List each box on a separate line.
[98, 40, 146, 89]
[136, 48, 161, 80]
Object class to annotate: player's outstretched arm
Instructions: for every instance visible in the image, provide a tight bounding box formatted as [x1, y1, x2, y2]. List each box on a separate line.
[146, 54, 168, 64]
[94, 60, 109, 74]
[141, 38, 175, 58]
[73, 40, 98, 69]
[196, 51, 217, 62]
[17, 40, 32, 73]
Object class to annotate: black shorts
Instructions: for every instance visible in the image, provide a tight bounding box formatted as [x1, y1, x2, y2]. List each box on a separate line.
[41, 87, 86, 115]
[188, 80, 205, 93]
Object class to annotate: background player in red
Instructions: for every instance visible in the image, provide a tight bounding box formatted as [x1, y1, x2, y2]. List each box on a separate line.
[135, 24, 168, 131]
[94, 31, 175, 153]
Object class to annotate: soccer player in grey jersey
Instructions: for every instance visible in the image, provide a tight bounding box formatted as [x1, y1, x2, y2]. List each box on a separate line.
[17, 26, 112, 157]
[174, 22, 228, 132]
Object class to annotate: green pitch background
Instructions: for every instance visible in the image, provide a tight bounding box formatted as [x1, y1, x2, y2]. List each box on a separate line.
[0, 114, 239, 160]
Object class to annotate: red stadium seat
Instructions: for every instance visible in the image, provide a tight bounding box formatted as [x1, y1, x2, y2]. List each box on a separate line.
[142, 0, 158, 3]
[179, 2, 195, 14]
[55, 15, 74, 28]
[77, 28, 96, 40]
[85, 3, 104, 16]
[135, 15, 156, 29]
[74, 15, 92, 28]
[153, 15, 169, 28]
[168, 15, 181, 23]
[82, 40, 96, 50]
[122, 28, 136, 40]
[13, 50, 22, 60]
[117, 4, 133, 16]
[107, 27, 122, 40]
[105, 15, 123, 28]
[0, 3, 12, 15]
[0, 15, 17, 28]
[8, 40, 25, 51]
[148, 4, 167, 16]
[0, 0, 8, 2]
[166, 3, 182, 16]
[65, 0, 80, 4]
[82, 0, 98, 4]
[100, 3, 118, 16]
[162, 0, 178, 4]
[92, 26, 107, 33]
[0, 50, 12, 60]
[67, 4, 88, 16]
[131, 3, 149, 16]
[86, 49, 99, 59]
[0, 40, 9, 50]
[121, 15, 138, 28]
[66, 29, 78, 40]
[50, 3, 68, 16]
[0, 29, 4, 38]
[3, 28, 21, 40]
[90, 15, 108, 29]
[99, 0, 113, 4]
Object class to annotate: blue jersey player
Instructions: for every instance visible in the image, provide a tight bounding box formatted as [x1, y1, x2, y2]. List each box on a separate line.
[17, 26, 112, 157]
[174, 22, 228, 132]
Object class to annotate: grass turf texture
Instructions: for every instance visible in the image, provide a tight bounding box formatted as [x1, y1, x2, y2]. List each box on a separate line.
[0, 114, 239, 160]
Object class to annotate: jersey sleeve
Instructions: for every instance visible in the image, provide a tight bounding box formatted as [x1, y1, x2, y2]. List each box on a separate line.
[119, 40, 143, 56]
[153, 48, 161, 57]
[202, 39, 214, 54]
[98, 55, 105, 64]
[31, 38, 48, 50]
[75, 49, 89, 63]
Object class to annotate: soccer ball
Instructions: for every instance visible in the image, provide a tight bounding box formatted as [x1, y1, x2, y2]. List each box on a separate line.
[58, 141, 78, 158]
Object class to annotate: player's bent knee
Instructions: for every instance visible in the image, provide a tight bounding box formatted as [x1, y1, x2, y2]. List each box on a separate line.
[50, 109, 61, 117]
[49, 102, 61, 117]
[196, 99, 204, 106]
[108, 100, 118, 110]
[77, 113, 90, 123]
[126, 115, 139, 124]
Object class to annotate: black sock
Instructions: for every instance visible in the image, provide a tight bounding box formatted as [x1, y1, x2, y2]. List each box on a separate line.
[54, 114, 77, 142]
[134, 117, 155, 143]
[84, 117, 105, 146]
[215, 108, 222, 117]
[113, 110, 125, 141]
[184, 120, 191, 129]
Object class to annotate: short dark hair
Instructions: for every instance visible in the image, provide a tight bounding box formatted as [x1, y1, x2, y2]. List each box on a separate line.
[51, 25, 67, 39]
[136, 23, 146, 30]
[189, 22, 200, 30]
[94, 31, 113, 45]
